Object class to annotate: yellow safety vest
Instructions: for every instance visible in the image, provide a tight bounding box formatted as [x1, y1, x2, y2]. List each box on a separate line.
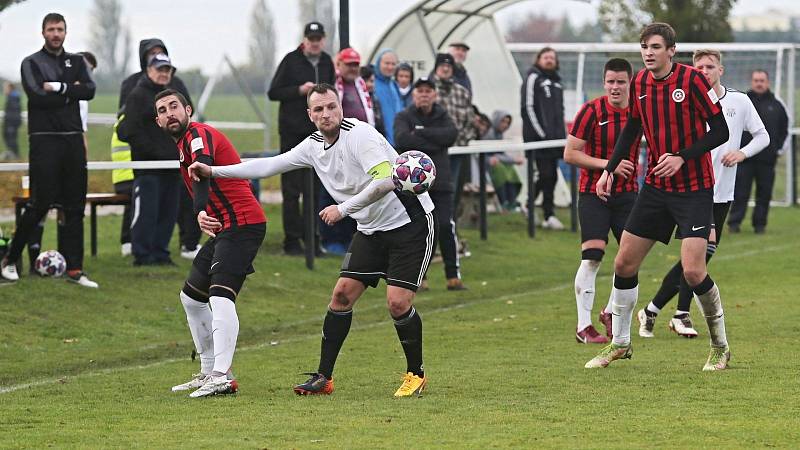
[111, 115, 134, 185]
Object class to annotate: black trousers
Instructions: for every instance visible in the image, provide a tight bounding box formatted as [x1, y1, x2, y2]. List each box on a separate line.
[114, 180, 134, 245]
[279, 132, 319, 248]
[177, 183, 201, 250]
[3, 122, 20, 156]
[429, 189, 460, 280]
[7, 133, 87, 270]
[728, 158, 776, 229]
[131, 173, 180, 264]
[534, 156, 560, 219]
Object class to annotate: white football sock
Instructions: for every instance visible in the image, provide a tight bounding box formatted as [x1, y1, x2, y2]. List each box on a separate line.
[179, 291, 214, 375]
[210, 296, 239, 376]
[604, 275, 614, 314]
[694, 283, 728, 348]
[611, 285, 638, 347]
[646, 302, 661, 316]
[575, 259, 601, 330]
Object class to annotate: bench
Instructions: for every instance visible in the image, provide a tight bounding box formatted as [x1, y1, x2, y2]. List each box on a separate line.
[13, 193, 131, 258]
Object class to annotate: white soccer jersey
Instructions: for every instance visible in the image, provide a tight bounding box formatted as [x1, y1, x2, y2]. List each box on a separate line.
[214, 118, 434, 234]
[711, 86, 768, 203]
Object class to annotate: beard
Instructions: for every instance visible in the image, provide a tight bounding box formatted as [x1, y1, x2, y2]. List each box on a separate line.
[165, 118, 189, 137]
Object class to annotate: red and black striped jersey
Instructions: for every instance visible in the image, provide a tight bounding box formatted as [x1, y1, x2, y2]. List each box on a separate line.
[569, 96, 642, 194]
[177, 122, 266, 231]
[631, 63, 721, 192]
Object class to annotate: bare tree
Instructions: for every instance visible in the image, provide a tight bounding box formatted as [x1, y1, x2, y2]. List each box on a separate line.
[89, 0, 131, 82]
[299, 0, 338, 53]
[248, 0, 276, 78]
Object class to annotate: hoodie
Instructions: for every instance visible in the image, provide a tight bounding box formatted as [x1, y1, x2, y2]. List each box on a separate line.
[395, 62, 414, 107]
[372, 49, 404, 145]
[118, 39, 193, 110]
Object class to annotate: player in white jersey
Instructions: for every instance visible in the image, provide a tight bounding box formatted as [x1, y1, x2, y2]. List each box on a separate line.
[189, 83, 435, 397]
[637, 49, 769, 339]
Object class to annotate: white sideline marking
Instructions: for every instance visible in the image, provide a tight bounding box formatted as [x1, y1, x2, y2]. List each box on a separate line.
[0, 242, 790, 395]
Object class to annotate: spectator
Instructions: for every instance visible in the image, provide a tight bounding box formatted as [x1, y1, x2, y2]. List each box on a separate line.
[372, 49, 404, 145]
[268, 21, 335, 255]
[2, 82, 21, 160]
[1, 13, 97, 287]
[395, 62, 414, 107]
[110, 115, 134, 256]
[118, 37, 199, 259]
[728, 69, 789, 234]
[432, 52, 475, 207]
[394, 76, 464, 291]
[119, 54, 181, 266]
[448, 42, 472, 94]
[486, 110, 523, 211]
[521, 46, 566, 230]
[360, 65, 385, 136]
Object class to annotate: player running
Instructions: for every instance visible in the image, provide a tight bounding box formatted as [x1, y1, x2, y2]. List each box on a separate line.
[189, 83, 436, 397]
[584, 23, 733, 371]
[636, 49, 769, 338]
[564, 58, 641, 344]
[155, 89, 267, 398]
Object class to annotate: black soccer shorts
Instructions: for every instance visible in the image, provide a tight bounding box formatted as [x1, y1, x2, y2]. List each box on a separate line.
[625, 184, 713, 244]
[579, 192, 636, 244]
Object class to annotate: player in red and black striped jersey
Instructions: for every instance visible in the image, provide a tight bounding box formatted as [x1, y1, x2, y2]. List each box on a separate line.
[586, 23, 733, 372]
[564, 58, 640, 344]
[155, 89, 266, 397]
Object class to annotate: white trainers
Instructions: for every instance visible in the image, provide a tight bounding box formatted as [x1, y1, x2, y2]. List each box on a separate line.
[180, 245, 200, 260]
[637, 309, 655, 338]
[188, 375, 238, 398]
[668, 314, 699, 338]
[1, 259, 19, 281]
[121, 243, 132, 256]
[66, 271, 99, 288]
[171, 373, 209, 392]
[542, 216, 565, 230]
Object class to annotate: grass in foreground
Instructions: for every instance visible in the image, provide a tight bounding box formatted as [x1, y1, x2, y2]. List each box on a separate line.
[0, 206, 799, 448]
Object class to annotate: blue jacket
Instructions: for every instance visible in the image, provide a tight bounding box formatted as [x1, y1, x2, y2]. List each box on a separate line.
[372, 49, 404, 145]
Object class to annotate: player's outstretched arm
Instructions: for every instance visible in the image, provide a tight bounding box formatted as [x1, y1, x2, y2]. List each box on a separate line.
[326, 176, 396, 224]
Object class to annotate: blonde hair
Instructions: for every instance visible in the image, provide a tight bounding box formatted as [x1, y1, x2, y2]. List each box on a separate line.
[693, 49, 722, 65]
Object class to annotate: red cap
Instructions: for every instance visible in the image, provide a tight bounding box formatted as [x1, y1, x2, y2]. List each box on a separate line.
[338, 47, 361, 64]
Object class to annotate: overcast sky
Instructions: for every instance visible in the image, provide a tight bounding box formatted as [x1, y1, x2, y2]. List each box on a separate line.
[0, 0, 797, 79]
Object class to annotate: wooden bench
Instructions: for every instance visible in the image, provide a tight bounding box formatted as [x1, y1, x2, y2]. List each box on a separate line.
[13, 193, 131, 257]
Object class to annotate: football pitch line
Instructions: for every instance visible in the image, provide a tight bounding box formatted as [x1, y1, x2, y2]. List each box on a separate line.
[0, 242, 790, 395]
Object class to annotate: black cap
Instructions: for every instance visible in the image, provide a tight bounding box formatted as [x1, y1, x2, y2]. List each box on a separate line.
[304, 21, 325, 38]
[413, 76, 436, 89]
[434, 53, 455, 68]
[148, 53, 173, 69]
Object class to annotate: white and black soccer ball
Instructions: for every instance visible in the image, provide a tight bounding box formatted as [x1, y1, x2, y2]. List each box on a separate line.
[34, 250, 67, 277]
[392, 151, 436, 195]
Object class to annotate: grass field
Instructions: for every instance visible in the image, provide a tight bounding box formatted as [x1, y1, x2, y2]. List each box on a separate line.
[1, 205, 799, 448]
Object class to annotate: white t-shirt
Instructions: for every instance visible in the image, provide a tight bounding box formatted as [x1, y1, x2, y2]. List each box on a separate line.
[79, 100, 89, 132]
[711, 86, 768, 203]
[214, 118, 434, 234]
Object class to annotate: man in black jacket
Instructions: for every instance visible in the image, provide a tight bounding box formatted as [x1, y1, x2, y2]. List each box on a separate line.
[728, 70, 789, 234]
[395, 77, 465, 290]
[268, 21, 335, 255]
[118, 38, 200, 259]
[521, 47, 566, 230]
[1, 13, 97, 287]
[2, 82, 22, 159]
[120, 54, 181, 266]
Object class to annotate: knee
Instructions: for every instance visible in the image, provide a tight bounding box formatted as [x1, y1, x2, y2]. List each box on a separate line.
[682, 267, 706, 287]
[613, 256, 636, 277]
[387, 296, 412, 317]
[330, 288, 356, 310]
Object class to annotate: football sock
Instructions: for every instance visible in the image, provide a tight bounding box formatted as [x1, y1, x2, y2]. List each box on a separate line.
[318, 308, 353, 379]
[180, 291, 215, 375]
[693, 276, 728, 348]
[604, 275, 614, 314]
[651, 261, 682, 310]
[574, 259, 601, 330]
[645, 302, 660, 317]
[393, 306, 424, 377]
[674, 310, 689, 318]
[209, 296, 239, 376]
[611, 274, 638, 347]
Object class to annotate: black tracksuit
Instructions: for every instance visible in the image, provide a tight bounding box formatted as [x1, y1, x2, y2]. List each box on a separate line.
[729, 89, 789, 230]
[395, 103, 461, 279]
[120, 75, 181, 264]
[6, 47, 95, 271]
[521, 65, 565, 219]
[268, 46, 335, 249]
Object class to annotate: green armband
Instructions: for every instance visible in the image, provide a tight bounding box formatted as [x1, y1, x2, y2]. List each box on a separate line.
[367, 161, 392, 180]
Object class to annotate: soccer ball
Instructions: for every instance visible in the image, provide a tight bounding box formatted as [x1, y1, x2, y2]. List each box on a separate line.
[392, 151, 436, 195]
[34, 250, 67, 277]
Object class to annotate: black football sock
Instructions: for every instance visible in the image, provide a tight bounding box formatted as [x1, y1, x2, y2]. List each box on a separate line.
[651, 261, 683, 310]
[393, 306, 424, 377]
[317, 308, 352, 380]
